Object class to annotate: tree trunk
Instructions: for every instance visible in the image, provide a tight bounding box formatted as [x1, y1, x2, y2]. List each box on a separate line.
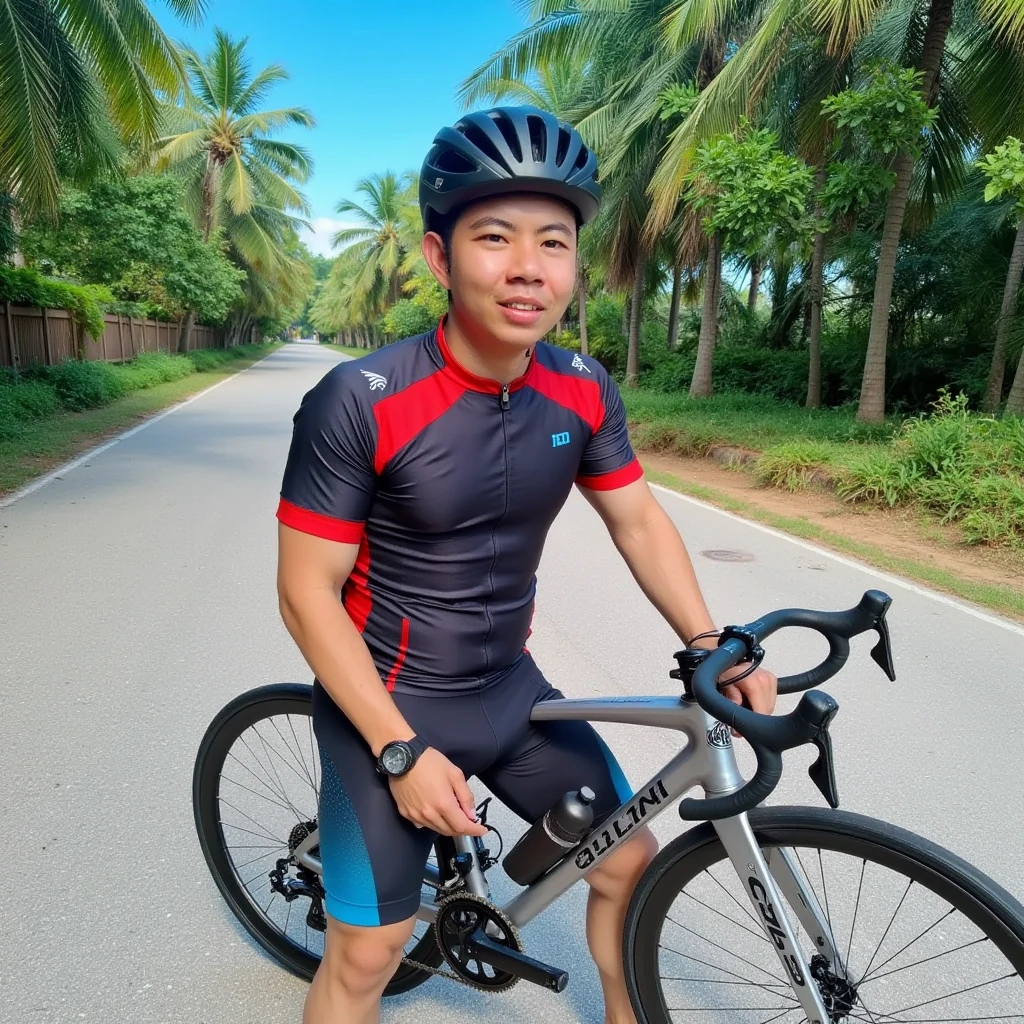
[806, 228, 826, 408]
[983, 216, 1024, 412]
[747, 256, 761, 310]
[578, 273, 589, 356]
[856, 0, 954, 424]
[1005, 341, 1024, 415]
[622, 295, 630, 337]
[625, 253, 647, 387]
[690, 232, 722, 397]
[178, 309, 196, 354]
[667, 264, 682, 348]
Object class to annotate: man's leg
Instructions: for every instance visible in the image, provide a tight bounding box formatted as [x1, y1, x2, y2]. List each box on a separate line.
[478, 657, 658, 1024]
[583, 828, 658, 1024]
[303, 915, 416, 1024]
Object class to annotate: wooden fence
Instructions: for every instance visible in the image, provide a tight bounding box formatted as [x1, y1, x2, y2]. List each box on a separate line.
[0, 302, 249, 370]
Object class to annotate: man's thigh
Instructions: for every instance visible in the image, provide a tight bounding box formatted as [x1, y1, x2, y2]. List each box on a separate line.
[313, 681, 435, 928]
[478, 662, 633, 827]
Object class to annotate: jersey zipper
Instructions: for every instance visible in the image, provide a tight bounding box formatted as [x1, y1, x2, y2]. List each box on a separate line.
[483, 383, 511, 673]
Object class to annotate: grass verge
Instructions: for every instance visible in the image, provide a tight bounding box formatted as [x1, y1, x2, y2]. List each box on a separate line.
[320, 344, 368, 359]
[0, 344, 280, 497]
[644, 465, 1024, 622]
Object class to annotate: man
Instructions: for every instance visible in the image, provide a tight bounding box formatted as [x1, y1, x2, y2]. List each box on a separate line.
[276, 105, 777, 1024]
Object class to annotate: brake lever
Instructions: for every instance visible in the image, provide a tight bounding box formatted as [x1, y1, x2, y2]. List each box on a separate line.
[798, 690, 841, 808]
[862, 589, 896, 681]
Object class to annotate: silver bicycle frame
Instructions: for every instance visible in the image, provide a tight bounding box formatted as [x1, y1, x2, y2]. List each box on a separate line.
[293, 694, 838, 1023]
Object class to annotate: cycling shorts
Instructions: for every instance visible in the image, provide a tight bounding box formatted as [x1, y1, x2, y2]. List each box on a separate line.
[312, 653, 633, 928]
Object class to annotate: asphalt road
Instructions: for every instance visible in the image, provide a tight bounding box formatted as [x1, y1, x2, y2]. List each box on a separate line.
[2, 342, 1022, 1024]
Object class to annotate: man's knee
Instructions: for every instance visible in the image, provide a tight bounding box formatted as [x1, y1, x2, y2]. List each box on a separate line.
[319, 915, 416, 993]
[586, 827, 658, 899]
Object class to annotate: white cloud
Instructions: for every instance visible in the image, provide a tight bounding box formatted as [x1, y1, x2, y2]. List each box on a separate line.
[300, 217, 363, 257]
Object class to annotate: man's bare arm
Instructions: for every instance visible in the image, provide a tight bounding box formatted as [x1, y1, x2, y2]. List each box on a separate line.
[277, 523, 414, 757]
[577, 476, 777, 717]
[577, 478, 717, 646]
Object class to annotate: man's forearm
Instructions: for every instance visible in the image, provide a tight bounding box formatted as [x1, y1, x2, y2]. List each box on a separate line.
[279, 590, 414, 756]
[608, 502, 718, 647]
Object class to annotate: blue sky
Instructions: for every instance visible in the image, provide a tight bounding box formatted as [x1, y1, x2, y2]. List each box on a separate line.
[156, 0, 526, 255]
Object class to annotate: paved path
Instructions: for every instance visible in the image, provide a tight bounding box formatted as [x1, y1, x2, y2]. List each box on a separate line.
[2, 342, 1021, 1023]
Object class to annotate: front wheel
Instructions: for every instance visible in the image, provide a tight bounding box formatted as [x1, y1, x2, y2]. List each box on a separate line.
[624, 806, 1024, 1023]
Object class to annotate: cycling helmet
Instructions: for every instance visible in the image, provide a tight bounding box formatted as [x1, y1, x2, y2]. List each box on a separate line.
[419, 105, 601, 235]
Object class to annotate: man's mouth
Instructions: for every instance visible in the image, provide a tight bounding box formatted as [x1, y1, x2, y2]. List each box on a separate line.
[499, 301, 544, 311]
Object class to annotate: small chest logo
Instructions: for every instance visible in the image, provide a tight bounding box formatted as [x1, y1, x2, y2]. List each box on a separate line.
[360, 370, 387, 391]
[551, 431, 571, 448]
[572, 353, 592, 373]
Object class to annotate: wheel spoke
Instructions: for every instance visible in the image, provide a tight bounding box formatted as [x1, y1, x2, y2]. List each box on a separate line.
[659, 943, 795, 997]
[706, 867, 763, 930]
[859, 907, 956, 982]
[846, 857, 867, 968]
[858, 937, 990, 986]
[663, 921, 786, 984]
[679, 890, 771, 944]
[860, 877, 914, 981]
[887, 971, 1019, 1015]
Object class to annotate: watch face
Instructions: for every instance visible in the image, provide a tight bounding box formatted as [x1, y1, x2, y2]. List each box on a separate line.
[381, 742, 411, 775]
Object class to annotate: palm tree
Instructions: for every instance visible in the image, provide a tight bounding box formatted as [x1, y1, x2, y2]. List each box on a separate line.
[1, 0, 204, 217]
[325, 171, 421, 320]
[151, 29, 314, 350]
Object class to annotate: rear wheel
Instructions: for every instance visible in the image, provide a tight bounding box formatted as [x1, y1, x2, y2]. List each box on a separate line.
[624, 806, 1024, 1023]
[192, 683, 444, 993]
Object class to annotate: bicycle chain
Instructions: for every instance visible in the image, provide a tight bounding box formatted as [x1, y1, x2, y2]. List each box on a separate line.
[400, 892, 521, 994]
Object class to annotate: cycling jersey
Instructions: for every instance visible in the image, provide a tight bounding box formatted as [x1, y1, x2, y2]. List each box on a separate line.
[276, 317, 642, 693]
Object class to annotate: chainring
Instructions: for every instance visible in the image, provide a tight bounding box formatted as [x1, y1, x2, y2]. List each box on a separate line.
[432, 892, 522, 993]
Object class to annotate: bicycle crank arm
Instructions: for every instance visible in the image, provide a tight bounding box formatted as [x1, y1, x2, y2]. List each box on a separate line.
[464, 930, 569, 992]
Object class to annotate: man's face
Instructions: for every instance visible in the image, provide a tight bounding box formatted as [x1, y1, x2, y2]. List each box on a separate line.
[424, 193, 578, 348]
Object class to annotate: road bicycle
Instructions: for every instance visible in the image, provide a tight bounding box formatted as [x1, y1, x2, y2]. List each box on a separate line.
[193, 589, 1024, 1022]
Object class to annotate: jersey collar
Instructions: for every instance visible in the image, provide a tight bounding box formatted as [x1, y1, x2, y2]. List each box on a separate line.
[435, 315, 536, 395]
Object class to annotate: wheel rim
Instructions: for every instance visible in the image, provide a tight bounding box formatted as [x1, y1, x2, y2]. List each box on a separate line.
[211, 704, 435, 965]
[639, 833, 1024, 1022]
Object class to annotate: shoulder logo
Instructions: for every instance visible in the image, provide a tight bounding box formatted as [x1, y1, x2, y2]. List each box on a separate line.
[571, 353, 592, 373]
[551, 431, 571, 448]
[360, 370, 388, 391]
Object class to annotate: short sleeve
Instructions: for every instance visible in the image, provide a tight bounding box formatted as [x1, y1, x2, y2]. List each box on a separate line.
[575, 369, 643, 491]
[276, 367, 377, 542]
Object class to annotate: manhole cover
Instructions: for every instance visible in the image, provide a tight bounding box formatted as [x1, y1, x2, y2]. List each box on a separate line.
[700, 549, 755, 563]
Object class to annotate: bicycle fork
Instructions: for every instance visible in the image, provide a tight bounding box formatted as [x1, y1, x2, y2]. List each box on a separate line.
[714, 815, 842, 1024]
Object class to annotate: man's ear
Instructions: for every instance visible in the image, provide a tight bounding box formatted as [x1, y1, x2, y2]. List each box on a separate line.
[422, 231, 451, 290]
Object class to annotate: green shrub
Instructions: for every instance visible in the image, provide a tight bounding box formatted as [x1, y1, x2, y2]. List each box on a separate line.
[29, 359, 127, 410]
[0, 265, 111, 339]
[0, 379, 60, 439]
[117, 352, 194, 390]
[754, 442, 838, 490]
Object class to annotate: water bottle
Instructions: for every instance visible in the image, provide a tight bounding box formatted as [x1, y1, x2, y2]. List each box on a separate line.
[503, 786, 596, 886]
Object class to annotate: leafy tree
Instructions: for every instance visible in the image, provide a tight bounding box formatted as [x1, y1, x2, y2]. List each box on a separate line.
[978, 137, 1024, 415]
[20, 176, 243, 325]
[684, 123, 814, 395]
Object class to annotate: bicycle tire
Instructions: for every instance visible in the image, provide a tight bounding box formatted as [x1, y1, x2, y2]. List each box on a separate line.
[624, 805, 1024, 1023]
[193, 682, 444, 993]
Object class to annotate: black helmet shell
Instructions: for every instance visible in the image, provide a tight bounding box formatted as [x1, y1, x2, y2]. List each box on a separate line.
[419, 105, 600, 235]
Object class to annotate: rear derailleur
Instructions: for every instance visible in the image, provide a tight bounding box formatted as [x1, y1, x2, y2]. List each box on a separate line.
[268, 819, 326, 932]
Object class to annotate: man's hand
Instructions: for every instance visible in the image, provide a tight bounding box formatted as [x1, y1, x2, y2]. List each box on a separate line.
[719, 662, 778, 735]
[388, 747, 488, 837]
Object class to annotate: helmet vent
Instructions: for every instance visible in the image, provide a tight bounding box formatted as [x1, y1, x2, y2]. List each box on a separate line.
[574, 145, 591, 171]
[490, 112, 523, 162]
[556, 127, 571, 166]
[435, 149, 476, 174]
[461, 123, 510, 172]
[527, 115, 547, 162]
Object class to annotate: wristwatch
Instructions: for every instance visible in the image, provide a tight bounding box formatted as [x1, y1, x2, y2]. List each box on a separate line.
[375, 735, 428, 778]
